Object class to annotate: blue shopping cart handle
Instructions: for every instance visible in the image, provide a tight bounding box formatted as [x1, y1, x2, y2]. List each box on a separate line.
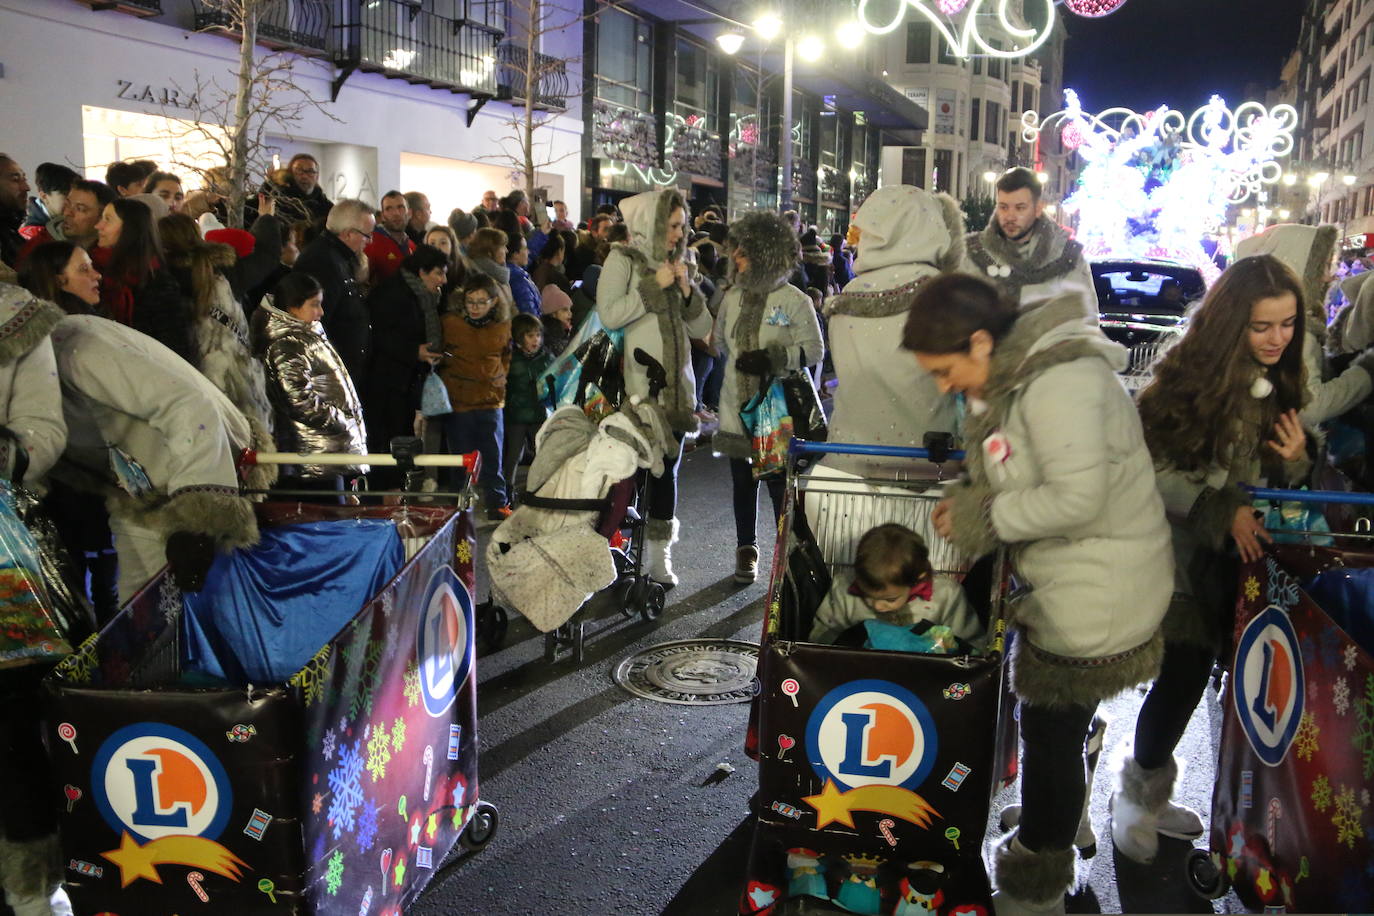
[789, 439, 967, 461]
[1245, 486, 1374, 506]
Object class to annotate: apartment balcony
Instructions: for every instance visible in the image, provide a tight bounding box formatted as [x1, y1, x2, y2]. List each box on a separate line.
[495, 41, 568, 111]
[333, 0, 504, 98]
[71, 0, 161, 15]
[1321, 38, 1343, 80]
[192, 0, 330, 56]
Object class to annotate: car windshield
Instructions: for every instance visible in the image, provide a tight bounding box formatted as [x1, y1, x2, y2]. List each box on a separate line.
[1093, 263, 1205, 316]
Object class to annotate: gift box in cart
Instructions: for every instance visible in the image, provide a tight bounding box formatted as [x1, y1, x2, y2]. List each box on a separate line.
[42, 451, 497, 915]
[741, 441, 1017, 916]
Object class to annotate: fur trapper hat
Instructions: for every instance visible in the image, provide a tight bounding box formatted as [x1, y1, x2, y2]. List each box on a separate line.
[726, 210, 801, 293]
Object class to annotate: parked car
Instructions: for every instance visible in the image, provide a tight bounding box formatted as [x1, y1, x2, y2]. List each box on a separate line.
[1092, 258, 1206, 391]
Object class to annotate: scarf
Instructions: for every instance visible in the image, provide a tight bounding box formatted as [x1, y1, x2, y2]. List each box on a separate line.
[474, 257, 511, 286]
[90, 246, 160, 327]
[966, 217, 1084, 302]
[401, 269, 443, 350]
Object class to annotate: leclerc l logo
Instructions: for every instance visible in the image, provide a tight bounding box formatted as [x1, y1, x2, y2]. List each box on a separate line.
[91, 723, 233, 843]
[416, 564, 474, 718]
[1233, 605, 1305, 767]
[806, 679, 938, 792]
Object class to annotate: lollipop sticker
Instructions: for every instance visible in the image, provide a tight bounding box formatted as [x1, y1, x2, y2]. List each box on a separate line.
[63, 785, 82, 813]
[780, 679, 800, 708]
[776, 734, 795, 761]
[57, 722, 78, 755]
[257, 878, 276, 903]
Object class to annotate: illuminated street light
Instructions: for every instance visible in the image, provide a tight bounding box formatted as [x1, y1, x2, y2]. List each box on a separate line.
[836, 20, 864, 49]
[1310, 171, 1330, 187]
[797, 35, 824, 62]
[1343, 173, 1358, 186]
[753, 14, 783, 41]
[1278, 208, 1291, 219]
[1035, 171, 1049, 183]
[983, 170, 997, 183]
[1282, 173, 1298, 186]
[716, 32, 746, 54]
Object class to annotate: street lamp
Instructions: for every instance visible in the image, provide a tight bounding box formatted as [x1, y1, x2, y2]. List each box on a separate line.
[753, 13, 783, 41]
[1282, 173, 1298, 186]
[1343, 173, 1358, 186]
[797, 35, 824, 62]
[716, 32, 746, 55]
[982, 170, 997, 184]
[1309, 172, 1330, 187]
[1035, 171, 1049, 184]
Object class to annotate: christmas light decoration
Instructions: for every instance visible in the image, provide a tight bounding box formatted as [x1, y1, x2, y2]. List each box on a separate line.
[857, 0, 1056, 59]
[1064, 0, 1128, 16]
[1022, 90, 1297, 283]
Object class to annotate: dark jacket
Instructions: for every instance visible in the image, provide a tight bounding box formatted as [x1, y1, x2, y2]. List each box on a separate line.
[89, 247, 196, 366]
[294, 231, 371, 394]
[364, 271, 430, 451]
[531, 260, 572, 298]
[20, 198, 49, 238]
[0, 205, 23, 269]
[255, 174, 332, 226]
[508, 262, 541, 317]
[505, 345, 555, 425]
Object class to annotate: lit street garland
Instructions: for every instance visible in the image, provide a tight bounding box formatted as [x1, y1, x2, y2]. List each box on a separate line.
[1023, 89, 1297, 282]
[857, 0, 1057, 58]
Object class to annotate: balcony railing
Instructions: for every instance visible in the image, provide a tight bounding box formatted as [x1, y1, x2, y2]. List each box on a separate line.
[496, 42, 568, 111]
[334, 0, 504, 96]
[71, 0, 162, 16]
[192, 0, 330, 55]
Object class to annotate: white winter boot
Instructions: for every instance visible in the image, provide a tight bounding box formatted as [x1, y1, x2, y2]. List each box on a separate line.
[646, 517, 680, 589]
[990, 831, 1072, 916]
[1000, 715, 1106, 857]
[1110, 756, 1204, 864]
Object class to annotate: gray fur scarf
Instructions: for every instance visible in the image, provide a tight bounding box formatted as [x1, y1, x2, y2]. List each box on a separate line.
[618, 243, 707, 434]
[967, 215, 1085, 302]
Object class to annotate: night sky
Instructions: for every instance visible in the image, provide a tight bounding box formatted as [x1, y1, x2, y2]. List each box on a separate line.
[1060, 0, 1307, 115]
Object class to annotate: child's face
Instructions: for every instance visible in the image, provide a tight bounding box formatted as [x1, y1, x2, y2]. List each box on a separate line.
[466, 290, 495, 320]
[555, 306, 573, 325]
[520, 329, 542, 354]
[856, 572, 930, 614]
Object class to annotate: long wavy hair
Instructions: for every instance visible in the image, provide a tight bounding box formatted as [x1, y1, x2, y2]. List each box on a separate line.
[106, 197, 164, 289]
[1137, 254, 1308, 472]
[158, 212, 236, 319]
[19, 241, 97, 315]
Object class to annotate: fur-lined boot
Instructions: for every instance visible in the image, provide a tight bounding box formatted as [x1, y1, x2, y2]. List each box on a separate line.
[999, 715, 1107, 858]
[0, 832, 66, 916]
[990, 831, 1073, 916]
[646, 517, 680, 588]
[1109, 756, 1204, 864]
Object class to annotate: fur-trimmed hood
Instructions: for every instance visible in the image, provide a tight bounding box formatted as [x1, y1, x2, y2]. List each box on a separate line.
[620, 189, 689, 264]
[726, 210, 801, 294]
[1235, 222, 1338, 341]
[0, 283, 67, 366]
[851, 186, 966, 279]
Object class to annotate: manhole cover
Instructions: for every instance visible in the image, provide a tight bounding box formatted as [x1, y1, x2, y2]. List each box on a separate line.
[614, 639, 760, 705]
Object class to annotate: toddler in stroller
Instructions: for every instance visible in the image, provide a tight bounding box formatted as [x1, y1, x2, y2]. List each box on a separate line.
[485, 396, 676, 661]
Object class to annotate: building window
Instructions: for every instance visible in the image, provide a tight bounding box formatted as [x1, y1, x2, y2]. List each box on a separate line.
[901, 147, 927, 187]
[1022, 86, 1035, 115]
[906, 22, 931, 64]
[987, 42, 1003, 80]
[971, 98, 981, 141]
[937, 34, 958, 65]
[933, 148, 953, 192]
[674, 39, 718, 133]
[1011, 81, 1019, 111]
[973, 56, 983, 76]
[596, 7, 653, 112]
[985, 101, 1002, 146]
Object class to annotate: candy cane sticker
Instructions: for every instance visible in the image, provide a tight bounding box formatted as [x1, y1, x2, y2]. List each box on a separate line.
[423, 746, 434, 802]
[57, 722, 78, 755]
[878, 818, 898, 847]
[1267, 798, 1281, 850]
[780, 679, 800, 708]
[187, 871, 209, 903]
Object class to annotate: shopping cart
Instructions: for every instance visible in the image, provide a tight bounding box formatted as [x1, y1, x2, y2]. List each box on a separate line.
[1186, 486, 1374, 914]
[43, 450, 497, 915]
[740, 440, 1016, 916]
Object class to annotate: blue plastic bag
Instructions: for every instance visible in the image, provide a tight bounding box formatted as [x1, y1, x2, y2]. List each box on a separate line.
[1258, 491, 1333, 546]
[420, 370, 453, 417]
[739, 378, 793, 480]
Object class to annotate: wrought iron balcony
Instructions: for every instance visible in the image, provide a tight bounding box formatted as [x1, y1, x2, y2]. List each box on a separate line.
[71, 0, 161, 16]
[192, 0, 330, 55]
[334, 0, 504, 97]
[495, 42, 568, 111]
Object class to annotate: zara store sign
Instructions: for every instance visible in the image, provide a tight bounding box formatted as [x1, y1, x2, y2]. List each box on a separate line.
[115, 79, 200, 110]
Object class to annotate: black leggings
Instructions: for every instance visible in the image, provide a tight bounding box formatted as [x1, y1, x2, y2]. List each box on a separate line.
[647, 436, 685, 522]
[1017, 699, 1099, 852]
[729, 458, 785, 547]
[1133, 640, 1217, 770]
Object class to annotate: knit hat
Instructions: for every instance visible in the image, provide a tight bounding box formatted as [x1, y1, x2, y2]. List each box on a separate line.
[128, 193, 170, 222]
[206, 228, 257, 258]
[540, 283, 573, 316]
[449, 208, 478, 238]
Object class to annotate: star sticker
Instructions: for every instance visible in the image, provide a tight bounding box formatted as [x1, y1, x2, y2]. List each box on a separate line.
[394, 859, 406, 886]
[101, 832, 163, 887]
[1256, 867, 1274, 899]
[452, 807, 463, 829]
[426, 814, 438, 841]
[1228, 826, 1246, 859]
[802, 780, 856, 829]
[410, 818, 421, 846]
[748, 885, 777, 909]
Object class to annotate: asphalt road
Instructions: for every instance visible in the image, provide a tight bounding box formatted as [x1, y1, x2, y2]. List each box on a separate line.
[413, 446, 1243, 915]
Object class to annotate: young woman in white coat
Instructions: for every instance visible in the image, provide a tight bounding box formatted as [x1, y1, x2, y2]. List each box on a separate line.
[710, 210, 822, 584]
[1117, 255, 1311, 863]
[597, 189, 711, 586]
[906, 273, 1171, 916]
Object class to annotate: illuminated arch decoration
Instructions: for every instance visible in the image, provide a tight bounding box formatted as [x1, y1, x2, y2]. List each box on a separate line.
[1022, 89, 1297, 282]
[857, 0, 1057, 59]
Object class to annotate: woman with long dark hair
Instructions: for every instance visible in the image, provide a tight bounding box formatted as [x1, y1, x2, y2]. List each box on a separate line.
[91, 197, 194, 364]
[1112, 254, 1310, 864]
[907, 274, 1171, 915]
[18, 241, 101, 315]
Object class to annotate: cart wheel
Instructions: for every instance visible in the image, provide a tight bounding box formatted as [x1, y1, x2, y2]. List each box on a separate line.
[544, 630, 558, 663]
[640, 582, 665, 622]
[615, 578, 638, 618]
[572, 621, 586, 664]
[461, 801, 499, 851]
[1185, 849, 1227, 900]
[477, 602, 508, 654]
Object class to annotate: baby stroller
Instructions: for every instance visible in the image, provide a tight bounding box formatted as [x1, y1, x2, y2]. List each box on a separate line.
[485, 389, 677, 664]
[1186, 485, 1374, 914]
[741, 440, 1017, 916]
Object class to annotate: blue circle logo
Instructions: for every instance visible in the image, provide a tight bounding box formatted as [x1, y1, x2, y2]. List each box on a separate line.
[416, 565, 474, 718]
[91, 723, 233, 843]
[1233, 605, 1305, 767]
[805, 679, 938, 792]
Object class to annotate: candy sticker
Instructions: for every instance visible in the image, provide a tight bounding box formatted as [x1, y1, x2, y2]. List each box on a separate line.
[257, 878, 276, 903]
[187, 871, 209, 902]
[243, 808, 271, 841]
[1267, 798, 1281, 850]
[776, 734, 795, 761]
[64, 784, 82, 813]
[417, 846, 433, 869]
[68, 859, 103, 878]
[877, 818, 897, 847]
[57, 722, 78, 755]
[944, 826, 961, 849]
[781, 678, 800, 708]
[770, 801, 802, 819]
[1241, 770, 1253, 809]
[226, 724, 256, 743]
[447, 724, 461, 761]
[423, 746, 435, 802]
[359, 886, 373, 915]
[942, 762, 972, 792]
[379, 848, 393, 879]
[942, 682, 971, 700]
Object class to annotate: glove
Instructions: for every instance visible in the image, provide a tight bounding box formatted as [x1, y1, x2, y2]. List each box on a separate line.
[165, 531, 216, 592]
[734, 349, 773, 376]
[633, 348, 669, 398]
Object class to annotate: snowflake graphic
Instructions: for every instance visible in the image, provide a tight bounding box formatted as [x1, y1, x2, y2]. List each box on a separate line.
[290, 645, 333, 706]
[349, 638, 387, 720]
[326, 740, 365, 840]
[1333, 785, 1364, 849]
[1310, 682, 1320, 702]
[357, 803, 379, 851]
[325, 849, 346, 896]
[158, 576, 183, 626]
[56, 634, 99, 685]
[312, 793, 324, 815]
[366, 722, 392, 783]
[391, 717, 407, 755]
[1244, 576, 1261, 602]
[456, 539, 472, 565]
[1312, 774, 1333, 812]
[403, 661, 421, 708]
[1295, 712, 1320, 761]
[1363, 788, 1372, 807]
[322, 729, 337, 761]
[338, 715, 349, 735]
[380, 590, 395, 617]
[1336, 677, 1352, 717]
[1266, 572, 1299, 610]
[1355, 674, 1374, 780]
[1347, 643, 1360, 672]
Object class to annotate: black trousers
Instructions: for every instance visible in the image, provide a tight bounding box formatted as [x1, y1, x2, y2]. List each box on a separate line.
[1017, 699, 1099, 852]
[729, 458, 784, 547]
[646, 436, 685, 522]
[1133, 640, 1217, 769]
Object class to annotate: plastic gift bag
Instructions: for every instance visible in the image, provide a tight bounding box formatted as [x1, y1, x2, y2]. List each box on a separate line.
[740, 378, 794, 481]
[0, 479, 71, 668]
[779, 369, 827, 443]
[420, 370, 453, 417]
[545, 312, 625, 421]
[1260, 493, 1334, 545]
